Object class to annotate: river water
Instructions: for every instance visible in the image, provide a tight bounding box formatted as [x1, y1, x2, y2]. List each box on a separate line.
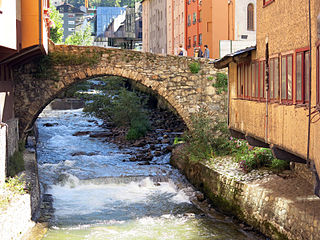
[36, 108, 257, 240]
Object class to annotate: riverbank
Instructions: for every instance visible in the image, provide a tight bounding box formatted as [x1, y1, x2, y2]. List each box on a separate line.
[171, 144, 320, 240]
[0, 147, 40, 240]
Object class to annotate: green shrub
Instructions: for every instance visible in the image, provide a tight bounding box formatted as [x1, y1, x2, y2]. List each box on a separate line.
[8, 142, 25, 177]
[212, 72, 228, 94]
[126, 118, 150, 140]
[270, 159, 289, 172]
[182, 111, 232, 162]
[83, 76, 150, 140]
[189, 62, 201, 74]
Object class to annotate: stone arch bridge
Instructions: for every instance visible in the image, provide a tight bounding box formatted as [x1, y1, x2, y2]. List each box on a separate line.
[13, 43, 226, 138]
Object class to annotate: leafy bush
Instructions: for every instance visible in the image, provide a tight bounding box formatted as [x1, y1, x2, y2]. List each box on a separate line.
[212, 73, 228, 94]
[238, 148, 273, 173]
[270, 159, 289, 172]
[83, 76, 150, 140]
[189, 62, 201, 74]
[8, 142, 25, 177]
[126, 118, 150, 140]
[182, 112, 232, 162]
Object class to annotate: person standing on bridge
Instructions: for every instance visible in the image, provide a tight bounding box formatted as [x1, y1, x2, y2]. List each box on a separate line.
[203, 45, 210, 59]
[177, 44, 187, 56]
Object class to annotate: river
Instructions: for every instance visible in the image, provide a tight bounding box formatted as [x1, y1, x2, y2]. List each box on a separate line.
[36, 107, 258, 240]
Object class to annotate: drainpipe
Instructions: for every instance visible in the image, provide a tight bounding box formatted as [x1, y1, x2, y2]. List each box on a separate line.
[307, 0, 312, 167]
[265, 37, 269, 142]
[39, 0, 42, 47]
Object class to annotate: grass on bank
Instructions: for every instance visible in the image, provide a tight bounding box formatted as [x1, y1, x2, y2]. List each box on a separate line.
[0, 176, 28, 211]
[177, 111, 289, 173]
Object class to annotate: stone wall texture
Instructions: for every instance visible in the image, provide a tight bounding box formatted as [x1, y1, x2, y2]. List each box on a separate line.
[171, 145, 320, 240]
[13, 43, 226, 138]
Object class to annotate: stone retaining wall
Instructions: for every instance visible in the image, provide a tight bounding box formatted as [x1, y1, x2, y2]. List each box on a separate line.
[171, 145, 320, 240]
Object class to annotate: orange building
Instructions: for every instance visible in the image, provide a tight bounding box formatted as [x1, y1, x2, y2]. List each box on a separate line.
[185, 0, 201, 57]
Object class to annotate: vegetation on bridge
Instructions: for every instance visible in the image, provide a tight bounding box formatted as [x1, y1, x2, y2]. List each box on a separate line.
[33, 49, 103, 80]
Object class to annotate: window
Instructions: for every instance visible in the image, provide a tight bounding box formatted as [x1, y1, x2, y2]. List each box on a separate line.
[259, 61, 265, 99]
[199, 10, 202, 22]
[187, 15, 191, 26]
[281, 54, 293, 102]
[68, 14, 75, 18]
[237, 65, 242, 97]
[68, 28, 75, 31]
[68, 20, 75, 25]
[193, 35, 197, 47]
[199, 34, 202, 45]
[188, 37, 191, 49]
[296, 49, 310, 103]
[269, 58, 280, 100]
[247, 4, 254, 31]
[193, 12, 196, 24]
[237, 63, 251, 98]
[263, 0, 274, 6]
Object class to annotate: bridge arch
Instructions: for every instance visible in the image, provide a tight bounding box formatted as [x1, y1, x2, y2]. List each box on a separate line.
[13, 44, 225, 138]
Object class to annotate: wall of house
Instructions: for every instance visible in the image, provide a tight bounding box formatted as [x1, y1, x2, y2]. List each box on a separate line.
[173, 0, 185, 55]
[142, 0, 150, 52]
[0, 0, 17, 52]
[149, 0, 167, 54]
[166, 0, 173, 54]
[186, 0, 200, 56]
[228, 0, 320, 178]
[21, 0, 40, 49]
[201, 0, 212, 57]
[210, 0, 229, 59]
[142, 0, 167, 54]
[234, 0, 256, 41]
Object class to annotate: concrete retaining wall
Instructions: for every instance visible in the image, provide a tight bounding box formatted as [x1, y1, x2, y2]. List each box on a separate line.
[171, 145, 320, 240]
[0, 194, 35, 240]
[0, 125, 6, 184]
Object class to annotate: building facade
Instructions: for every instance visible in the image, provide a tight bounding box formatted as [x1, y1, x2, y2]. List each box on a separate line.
[219, 0, 256, 58]
[142, 0, 167, 54]
[56, 3, 86, 41]
[0, 0, 50, 182]
[215, 0, 320, 195]
[185, 0, 201, 57]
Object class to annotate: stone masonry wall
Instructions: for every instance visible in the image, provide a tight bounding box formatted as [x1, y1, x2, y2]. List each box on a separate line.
[13, 43, 226, 138]
[171, 145, 320, 240]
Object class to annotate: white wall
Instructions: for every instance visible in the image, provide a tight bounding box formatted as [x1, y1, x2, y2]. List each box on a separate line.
[0, 125, 6, 185]
[234, 0, 256, 41]
[0, 0, 17, 50]
[220, 40, 256, 58]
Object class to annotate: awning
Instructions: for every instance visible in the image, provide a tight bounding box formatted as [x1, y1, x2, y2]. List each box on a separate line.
[211, 46, 256, 69]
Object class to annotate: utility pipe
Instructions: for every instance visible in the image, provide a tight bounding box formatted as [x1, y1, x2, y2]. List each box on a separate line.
[307, 0, 312, 167]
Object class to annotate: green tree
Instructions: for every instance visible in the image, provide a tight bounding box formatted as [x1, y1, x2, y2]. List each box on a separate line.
[49, 1, 63, 43]
[64, 23, 93, 46]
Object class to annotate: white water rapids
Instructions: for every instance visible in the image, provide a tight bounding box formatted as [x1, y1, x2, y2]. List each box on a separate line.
[36, 108, 257, 240]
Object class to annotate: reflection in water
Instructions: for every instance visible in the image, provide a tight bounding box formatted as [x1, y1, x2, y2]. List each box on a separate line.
[37, 109, 254, 240]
